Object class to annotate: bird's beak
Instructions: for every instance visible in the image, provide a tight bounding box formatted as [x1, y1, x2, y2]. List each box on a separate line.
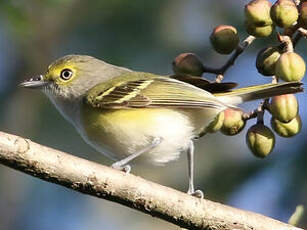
[19, 75, 49, 89]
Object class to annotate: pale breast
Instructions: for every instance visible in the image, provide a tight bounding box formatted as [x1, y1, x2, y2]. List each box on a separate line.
[79, 105, 222, 165]
[80, 107, 191, 165]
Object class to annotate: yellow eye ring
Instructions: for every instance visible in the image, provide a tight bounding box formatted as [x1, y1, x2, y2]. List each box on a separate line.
[60, 69, 73, 81]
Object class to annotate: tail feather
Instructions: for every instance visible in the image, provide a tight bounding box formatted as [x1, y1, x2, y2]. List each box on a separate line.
[215, 81, 303, 105]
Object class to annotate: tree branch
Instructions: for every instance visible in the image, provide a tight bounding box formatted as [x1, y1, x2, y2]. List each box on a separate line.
[0, 131, 302, 230]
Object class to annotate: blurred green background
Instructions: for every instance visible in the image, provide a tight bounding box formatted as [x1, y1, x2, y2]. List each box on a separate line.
[0, 0, 306, 229]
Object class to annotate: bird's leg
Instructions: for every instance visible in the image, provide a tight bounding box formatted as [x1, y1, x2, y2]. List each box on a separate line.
[111, 137, 162, 173]
[187, 140, 204, 198]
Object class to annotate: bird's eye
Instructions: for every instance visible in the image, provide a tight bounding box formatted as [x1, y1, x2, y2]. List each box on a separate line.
[60, 69, 73, 81]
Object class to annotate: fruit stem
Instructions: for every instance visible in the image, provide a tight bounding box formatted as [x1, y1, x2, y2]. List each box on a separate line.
[203, 35, 256, 82]
[215, 74, 224, 83]
[256, 99, 269, 124]
[283, 23, 300, 37]
[257, 111, 264, 124]
[272, 75, 278, 84]
[220, 35, 256, 76]
[243, 98, 270, 122]
[293, 0, 300, 6]
[243, 110, 258, 121]
[293, 27, 307, 48]
[278, 35, 294, 52]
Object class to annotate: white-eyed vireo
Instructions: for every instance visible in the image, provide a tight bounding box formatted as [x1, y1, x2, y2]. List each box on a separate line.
[20, 55, 303, 197]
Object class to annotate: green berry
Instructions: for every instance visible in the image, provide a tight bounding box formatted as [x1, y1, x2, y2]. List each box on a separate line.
[245, 0, 273, 26]
[246, 21, 275, 37]
[206, 112, 224, 133]
[210, 25, 240, 54]
[275, 52, 306, 82]
[220, 109, 246, 136]
[172, 53, 204, 76]
[256, 46, 281, 76]
[270, 94, 298, 123]
[246, 124, 275, 158]
[271, 115, 302, 137]
[270, 0, 299, 28]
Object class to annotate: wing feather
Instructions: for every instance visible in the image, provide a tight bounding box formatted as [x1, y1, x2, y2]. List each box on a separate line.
[84, 73, 227, 109]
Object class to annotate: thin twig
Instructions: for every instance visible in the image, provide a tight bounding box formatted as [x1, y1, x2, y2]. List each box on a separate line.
[293, 27, 307, 48]
[278, 34, 294, 52]
[243, 110, 258, 121]
[0, 131, 302, 230]
[215, 74, 224, 83]
[243, 99, 270, 122]
[203, 35, 256, 82]
[272, 76, 278, 84]
[284, 23, 300, 37]
[220, 35, 256, 74]
[293, 0, 300, 6]
[298, 27, 307, 37]
[257, 99, 270, 124]
[242, 75, 276, 122]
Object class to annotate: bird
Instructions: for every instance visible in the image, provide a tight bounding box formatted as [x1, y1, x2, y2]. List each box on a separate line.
[20, 54, 303, 197]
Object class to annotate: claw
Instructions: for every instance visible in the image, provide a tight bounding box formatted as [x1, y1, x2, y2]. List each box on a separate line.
[122, 165, 131, 174]
[112, 163, 131, 174]
[188, 189, 204, 199]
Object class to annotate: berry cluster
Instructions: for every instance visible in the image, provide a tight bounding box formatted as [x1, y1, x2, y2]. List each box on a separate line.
[172, 0, 306, 158]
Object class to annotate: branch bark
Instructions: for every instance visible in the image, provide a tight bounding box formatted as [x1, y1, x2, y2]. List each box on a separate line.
[0, 131, 302, 230]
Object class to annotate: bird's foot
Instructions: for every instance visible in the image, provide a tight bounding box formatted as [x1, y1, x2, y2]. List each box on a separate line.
[111, 163, 131, 174]
[187, 189, 204, 199]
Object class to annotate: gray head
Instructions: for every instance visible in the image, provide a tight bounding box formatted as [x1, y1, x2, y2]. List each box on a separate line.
[20, 54, 131, 99]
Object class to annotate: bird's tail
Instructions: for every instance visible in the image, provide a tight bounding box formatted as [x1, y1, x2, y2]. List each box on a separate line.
[215, 81, 303, 105]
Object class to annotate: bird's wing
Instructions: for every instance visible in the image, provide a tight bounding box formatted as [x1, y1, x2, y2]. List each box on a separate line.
[84, 72, 227, 109]
[170, 74, 238, 93]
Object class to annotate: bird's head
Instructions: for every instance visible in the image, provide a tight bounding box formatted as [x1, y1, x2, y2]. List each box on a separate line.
[20, 54, 130, 100]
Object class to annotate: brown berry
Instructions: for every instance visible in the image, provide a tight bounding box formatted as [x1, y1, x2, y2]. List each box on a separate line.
[172, 53, 204, 76]
[210, 25, 240, 54]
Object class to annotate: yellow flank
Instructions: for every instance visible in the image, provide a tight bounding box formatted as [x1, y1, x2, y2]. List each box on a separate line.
[80, 101, 221, 163]
[102, 108, 160, 124]
[84, 107, 167, 130]
[81, 106, 179, 145]
[80, 104, 198, 162]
